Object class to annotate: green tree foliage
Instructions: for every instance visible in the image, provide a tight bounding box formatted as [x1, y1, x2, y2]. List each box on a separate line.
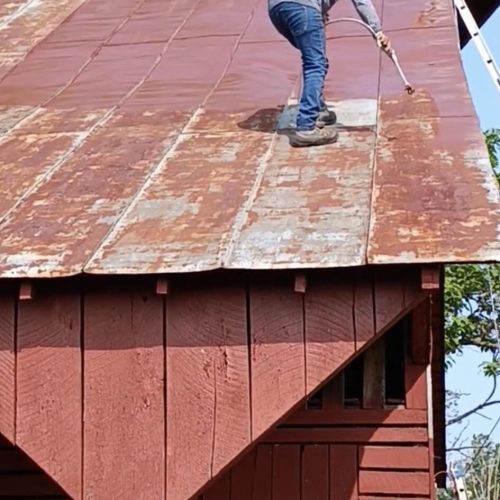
[445, 264, 500, 368]
[438, 436, 500, 499]
[461, 435, 500, 499]
[484, 128, 500, 181]
[444, 130, 500, 377]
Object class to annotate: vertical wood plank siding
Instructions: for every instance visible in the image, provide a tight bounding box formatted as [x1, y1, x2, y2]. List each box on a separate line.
[305, 273, 356, 392]
[0, 266, 436, 499]
[84, 289, 164, 499]
[249, 279, 305, 439]
[166, 282, 250, 500]
[0, 292, 15, 443]
[17, 288, 82, 498]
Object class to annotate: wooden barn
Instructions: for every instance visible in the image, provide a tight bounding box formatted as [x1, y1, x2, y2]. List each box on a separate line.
[0, 0, 499, 498]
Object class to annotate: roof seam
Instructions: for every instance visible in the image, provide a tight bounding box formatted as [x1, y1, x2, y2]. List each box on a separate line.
[85, 0, 261, 271]
[82, 109, 202, 272]
[0, 0, 39, 30]
[221, 125, 280, 268]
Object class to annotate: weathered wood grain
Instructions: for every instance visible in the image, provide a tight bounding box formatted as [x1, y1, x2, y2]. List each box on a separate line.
[250, 281, 305, 438]
[359, 470, 430, 496]
[84, 290, 164, 500]
[305, 275, 355, 393]
[354, 270, 375, 349]
[166, 284, 250, 500]
[363, 339, 385, 409]
[302, 445, 329, 500]
[359, 446, 429, 470]
[374, 268, 405, 334]
[17, 290, 81, 498]
[330, 445, 358, 500]
[0, 294, 15, 443]
[272, 445, 300, 500]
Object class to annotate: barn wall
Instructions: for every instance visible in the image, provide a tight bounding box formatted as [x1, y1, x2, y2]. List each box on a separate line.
[0, 267, 432, 499]
[0, 434, 68, 498]
[201, 307, 437, 500]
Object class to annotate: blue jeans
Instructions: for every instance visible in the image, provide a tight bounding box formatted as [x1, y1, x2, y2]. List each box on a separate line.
[270, 3, 328, 131]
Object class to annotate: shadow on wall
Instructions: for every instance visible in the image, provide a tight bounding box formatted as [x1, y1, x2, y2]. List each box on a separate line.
[0, 266, 421, 350]
[0, 433, 69, 498]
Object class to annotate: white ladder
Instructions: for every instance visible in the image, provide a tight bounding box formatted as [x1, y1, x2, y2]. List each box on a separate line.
[454, 0, 500, 92]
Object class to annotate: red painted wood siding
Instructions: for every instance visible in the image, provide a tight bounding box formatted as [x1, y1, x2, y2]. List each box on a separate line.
[0, 267, 431, 499]
[203, 403, 432, 500]
[0, 434, 68, 498]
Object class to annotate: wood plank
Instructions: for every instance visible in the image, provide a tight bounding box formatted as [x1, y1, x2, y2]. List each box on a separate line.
[359, 446, 429, 470]
[305, 275, 355, 393]
[330, 445, 358, 500]
[363, 339, 385, 409]
[0, 294, 15, 443]
[0, 473, 67, 496]
[406, 363, 428, 409]
[84, 290, 164, 500]
[230, 449, 257, 500]
[287, 409, 428, 426]
[354, 270, 375, 350]
[421, 266, 441, 290]
[374, 268, 405, 334]
[359, 470, 430, 496]
[360, 497, 430, 500]
[411, 300, 431, 364]
[253, 445, 272, 500]
[204, 473, 230, 500]
[265, 427, 428, 444]
[16, 290, 81, 498]
[166, 284, 250, 500]
[302, 445, 329, 500]
[250, 282, 305, 438]
[273, 445, 300, 500]
[0, 448, 37, 471]
[404, 266, 427, 307]
[322, 374, 344, 409]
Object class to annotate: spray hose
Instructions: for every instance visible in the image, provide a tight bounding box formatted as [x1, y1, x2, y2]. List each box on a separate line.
[326, 18, 415, 95]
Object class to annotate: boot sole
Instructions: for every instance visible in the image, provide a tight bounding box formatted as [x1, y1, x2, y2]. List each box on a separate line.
[290, 133, 338, 148]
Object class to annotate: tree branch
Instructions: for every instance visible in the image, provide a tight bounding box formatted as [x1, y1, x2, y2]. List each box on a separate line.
[448, 399, 500, 426]
[464, 338, 498, 350]
[448, 376, 499, 426]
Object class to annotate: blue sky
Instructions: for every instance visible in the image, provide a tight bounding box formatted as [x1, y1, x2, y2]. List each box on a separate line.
[461, 8, 500, 130]
[447, 8, 500, 450]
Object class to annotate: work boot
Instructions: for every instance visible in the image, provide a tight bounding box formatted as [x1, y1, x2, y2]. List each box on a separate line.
[316, 109, 337, 128]
[290, 127, 338, 148]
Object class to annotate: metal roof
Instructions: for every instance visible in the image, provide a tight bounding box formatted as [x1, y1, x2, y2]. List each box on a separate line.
[0, 0, 498, 278]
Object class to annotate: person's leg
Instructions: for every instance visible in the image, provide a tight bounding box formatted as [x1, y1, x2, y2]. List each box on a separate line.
[292, 7, 328, 131]
[269, 4, 298, 49]
[269, 3, 337, 146]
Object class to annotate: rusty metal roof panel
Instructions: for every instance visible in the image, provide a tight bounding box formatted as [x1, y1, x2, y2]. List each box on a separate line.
[0, 0, 498, 278]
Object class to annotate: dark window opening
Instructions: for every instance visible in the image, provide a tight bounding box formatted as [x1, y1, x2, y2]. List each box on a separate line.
[304, 312, 410, 411]
[344, 354, 364, 408]
[385, 316, 407, 406]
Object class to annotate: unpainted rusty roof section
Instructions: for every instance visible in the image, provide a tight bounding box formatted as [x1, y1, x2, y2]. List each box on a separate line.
[0, 0, 498, 277]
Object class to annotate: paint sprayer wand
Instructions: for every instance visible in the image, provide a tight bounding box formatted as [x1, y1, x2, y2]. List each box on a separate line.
[326, 18, 415, 95]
